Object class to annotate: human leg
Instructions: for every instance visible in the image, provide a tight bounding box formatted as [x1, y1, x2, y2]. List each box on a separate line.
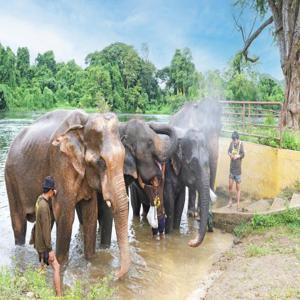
[49, 252, 62, 297]
[236, 181, 241, 210]
[228, 176, 234, 207]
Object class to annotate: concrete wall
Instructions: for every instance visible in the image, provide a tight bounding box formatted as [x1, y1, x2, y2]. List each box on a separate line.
[215, 138, 300, 198]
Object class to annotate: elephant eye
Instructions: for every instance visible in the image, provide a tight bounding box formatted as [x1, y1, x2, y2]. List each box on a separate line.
[97, 158, 107, 170]
[147, 139, 153, 146]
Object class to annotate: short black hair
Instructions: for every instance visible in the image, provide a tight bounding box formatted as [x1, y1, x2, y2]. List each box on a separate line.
[232, 131, 239, 140]
[43, 187, 52, 194]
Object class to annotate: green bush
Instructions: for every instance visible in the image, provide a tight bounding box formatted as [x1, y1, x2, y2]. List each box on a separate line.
[281, 131, 300, 150]
[0, 266, 115, 300]
[234, 208, 300, 238]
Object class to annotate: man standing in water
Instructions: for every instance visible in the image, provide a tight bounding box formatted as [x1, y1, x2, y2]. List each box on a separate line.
[34, 176, 62, 297]
[138, 162, 166, 240]
[227, 131, 245, 210]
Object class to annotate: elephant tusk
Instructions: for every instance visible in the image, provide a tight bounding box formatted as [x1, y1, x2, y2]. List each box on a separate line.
[106, 200, 112, 208]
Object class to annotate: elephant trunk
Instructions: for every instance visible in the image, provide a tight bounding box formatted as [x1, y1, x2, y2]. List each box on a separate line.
[112, 174, 130, 278]
[149, 123, 178, 161]
[188, 168, 210, 247]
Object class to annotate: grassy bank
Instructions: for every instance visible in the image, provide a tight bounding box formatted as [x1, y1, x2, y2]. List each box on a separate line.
[205, 207, 300, 300]
[0, 267, 114, 300]
[233, 208, 300, 238]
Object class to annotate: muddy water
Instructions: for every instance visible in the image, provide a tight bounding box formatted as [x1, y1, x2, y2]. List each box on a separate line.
[0, 111, 233, 300]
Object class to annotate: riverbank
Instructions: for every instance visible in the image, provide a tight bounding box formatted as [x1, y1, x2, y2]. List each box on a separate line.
[201, 210, 300, 300]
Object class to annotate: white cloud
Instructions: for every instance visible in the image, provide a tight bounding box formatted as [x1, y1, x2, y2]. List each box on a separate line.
[0, 14, 83, 64]
[192, 47, 227, 73]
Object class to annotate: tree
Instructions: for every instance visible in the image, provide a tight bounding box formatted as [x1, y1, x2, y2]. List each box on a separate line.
[234, 0, 300, 128]
[168, 48, 199, 97]
[35, 51, 57, 74]
[16, 47, 30, 83]
[0, 45, 17, 87]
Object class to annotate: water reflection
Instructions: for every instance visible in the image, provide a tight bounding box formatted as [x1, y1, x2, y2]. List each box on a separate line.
[0, 111, 232, 300]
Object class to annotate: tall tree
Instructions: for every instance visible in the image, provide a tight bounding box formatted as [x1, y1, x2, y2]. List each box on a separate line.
[35, 50, 57, 74]
[169, 48, 199, 97]
[16, 47, 30, 83]
[235, 0, 300, 128]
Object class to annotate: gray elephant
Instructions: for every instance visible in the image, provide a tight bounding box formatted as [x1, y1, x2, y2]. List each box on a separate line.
[5, 110, 130, 278]
[92, 119, 178, 246]
[130, 99, 221, 246]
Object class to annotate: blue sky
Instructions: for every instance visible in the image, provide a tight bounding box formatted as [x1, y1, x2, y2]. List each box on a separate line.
[0, 0, 283, 79]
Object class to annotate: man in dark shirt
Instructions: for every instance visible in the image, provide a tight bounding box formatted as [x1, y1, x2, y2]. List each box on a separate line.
[34, 176, 61, 296]
[138, 162, 166, 240]
[227, 132, 245, 210]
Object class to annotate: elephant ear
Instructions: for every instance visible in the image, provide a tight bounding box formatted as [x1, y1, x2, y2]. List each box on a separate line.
[52, 125, 85, 178]
[171, 141, 182, 176]
[124, 147, 137, 179]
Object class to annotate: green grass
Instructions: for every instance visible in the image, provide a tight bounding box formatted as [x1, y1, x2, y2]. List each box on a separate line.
[245, 244, 270, 257]
[0, 266, 114, 300]
[233, 208, 300, 238]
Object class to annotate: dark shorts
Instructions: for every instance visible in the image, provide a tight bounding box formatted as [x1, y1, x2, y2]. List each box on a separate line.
[152, 215, 165, 235]
[229, 173, 241, 183]
[38, 251, 49, 265]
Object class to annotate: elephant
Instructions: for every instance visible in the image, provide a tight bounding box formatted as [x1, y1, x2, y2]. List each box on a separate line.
[5, 109, 130, 278]
[94, 119, 178, 246]
[130, 100, 221, 246]
[169, 99, 222, 192]
[130, 128, 212, 247]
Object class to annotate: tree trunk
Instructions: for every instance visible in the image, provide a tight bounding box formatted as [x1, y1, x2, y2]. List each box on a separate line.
[283, 47, 300, 128]
[267, 0, 300, 128]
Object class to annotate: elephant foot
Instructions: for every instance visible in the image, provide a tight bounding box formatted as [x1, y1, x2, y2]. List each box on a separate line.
[188, 235, 202, 248]
[15, 238, 26, 246]
[187, 210, 199, 218]
[207, 226, 214, 233]
[56, 254, 69, 265]
[84, 250, 95, 260]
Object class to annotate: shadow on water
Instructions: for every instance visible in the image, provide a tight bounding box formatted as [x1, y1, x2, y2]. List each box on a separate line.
[0, 112, 233, 299]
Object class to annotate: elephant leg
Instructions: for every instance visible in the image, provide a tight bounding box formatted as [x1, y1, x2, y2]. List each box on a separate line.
[6, 179, 27, 245]
[164, 181, 174, 234]
[13, 214, 27, 245]
[173, 188, 186, 229]
[208, 134, 219, 190]
[142, 203, 150, 218]
[75, 203, 83, 225]
[97, 193, 113, 248]
[130, 183, 141, 217]
[79, 196, 98, 259]
[54, 203, 75, 264]
[207, 200, 214, 232]
[188, 188, 197, 217]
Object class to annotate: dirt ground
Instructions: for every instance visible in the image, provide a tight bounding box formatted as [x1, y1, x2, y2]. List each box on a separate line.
[204, 227, 300, 300]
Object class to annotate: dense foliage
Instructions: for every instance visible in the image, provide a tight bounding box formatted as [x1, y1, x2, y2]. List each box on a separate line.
[0, 42, 284, 113]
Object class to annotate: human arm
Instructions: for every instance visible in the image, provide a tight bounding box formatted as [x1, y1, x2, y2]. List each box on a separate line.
[237, 142, 245, 159]
[228, 142, 233, 159]
[138, 174, 145, 189]
[39, 204, 52, 252]
[161, 162, 166, 180]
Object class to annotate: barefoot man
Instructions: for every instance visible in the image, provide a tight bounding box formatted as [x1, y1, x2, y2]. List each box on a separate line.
[34, 176, 62, 297]
[228, 131, 245, 210]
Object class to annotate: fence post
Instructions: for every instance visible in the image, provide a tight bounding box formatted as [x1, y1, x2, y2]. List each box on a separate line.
[248, 103, 251, 129]
[279, 104, 283, 148]
[243, 104, 245, 130]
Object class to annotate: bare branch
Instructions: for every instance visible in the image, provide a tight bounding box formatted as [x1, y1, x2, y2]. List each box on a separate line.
[233, 14, 246, 42]
[240, 16, 274, 61]
[248, 12, 258, 38]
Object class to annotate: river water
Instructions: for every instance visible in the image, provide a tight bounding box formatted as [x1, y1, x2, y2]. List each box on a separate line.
[0, 111, 233, 300]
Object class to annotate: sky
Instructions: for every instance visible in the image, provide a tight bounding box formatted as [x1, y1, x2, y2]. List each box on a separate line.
[0, 0, 283, 79]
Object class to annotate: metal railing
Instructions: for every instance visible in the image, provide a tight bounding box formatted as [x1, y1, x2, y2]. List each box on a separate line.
[220, 101, 284, 146]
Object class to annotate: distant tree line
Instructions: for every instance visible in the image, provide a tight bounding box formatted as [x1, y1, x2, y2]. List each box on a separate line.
[0, 42, 284, 113]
